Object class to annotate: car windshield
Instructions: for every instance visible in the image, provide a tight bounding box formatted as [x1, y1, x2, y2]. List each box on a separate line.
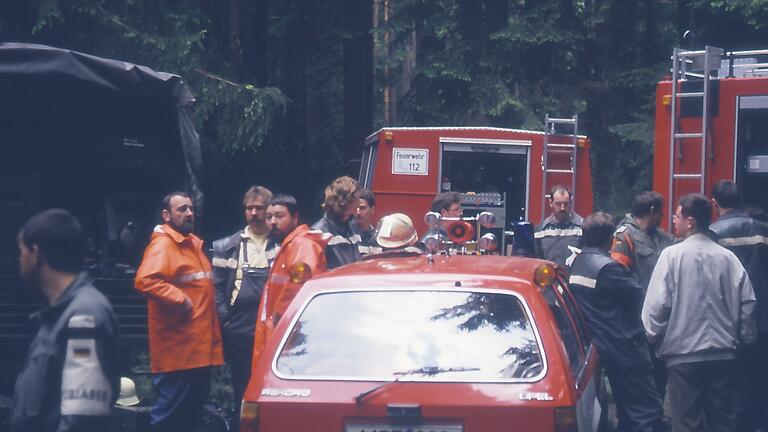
[275, 290, 544, 382]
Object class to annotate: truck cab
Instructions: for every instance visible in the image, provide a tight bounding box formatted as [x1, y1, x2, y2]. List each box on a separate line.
[359, 123, 594, 253]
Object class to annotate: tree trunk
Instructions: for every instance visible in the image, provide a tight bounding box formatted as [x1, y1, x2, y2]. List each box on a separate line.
[240, 0, 269, 85]
[341, 0, 374, 173]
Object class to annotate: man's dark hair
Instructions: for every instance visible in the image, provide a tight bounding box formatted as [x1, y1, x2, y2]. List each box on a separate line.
[431, 192, 462, 212]
[582, 212, 615, 248]
[548, 185, 572, 201]
[242, 185, 273, 206]
[358, 188, 375, 208]
[269, 194, 299, 216]
[680, 193, 712, 232]
[632, 191, 665, 218]
[18, 209, 86, 273]
[162, 191, 191, 211]
[713, 179, 740, 209]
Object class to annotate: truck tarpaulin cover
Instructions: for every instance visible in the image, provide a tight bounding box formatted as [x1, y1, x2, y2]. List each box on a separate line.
[0, 42, 203, 251]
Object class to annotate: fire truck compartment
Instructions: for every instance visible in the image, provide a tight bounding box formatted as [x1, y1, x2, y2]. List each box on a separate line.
[737, 96, 768, 212]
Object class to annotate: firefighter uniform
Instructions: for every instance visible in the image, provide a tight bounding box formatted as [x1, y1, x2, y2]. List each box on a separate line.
[610, 215, 673, 402]
[710, 209, 768, 431]
[610, 215, 673, 294]
[212, 227, 278, 407]
[134, 223, 224, 431]
[569, 247, 664, 432]
[249, 225, 330, 377]
[10, 273, 119, 432]
[535, 212, 583, 268]
[312, 213, 361, 269]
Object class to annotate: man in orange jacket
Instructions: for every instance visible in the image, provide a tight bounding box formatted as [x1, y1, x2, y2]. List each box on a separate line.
[134, 192, 224, 432]
[250, 194, 330, 372]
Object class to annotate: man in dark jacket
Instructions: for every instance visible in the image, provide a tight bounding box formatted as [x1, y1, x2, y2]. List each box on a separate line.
[711, 179, 768, 432]
[535, 185, 583, 268]
[351, 188, 380, 256]
[11, 209, 119, 432]
[569, 212, 665, 432]
[312, 176, 361, 269]
[610, 191, 674, 401]
[212, 186, 276, 409]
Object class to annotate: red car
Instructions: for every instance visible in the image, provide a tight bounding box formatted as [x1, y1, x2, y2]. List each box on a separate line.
[240, 254, 604, 432]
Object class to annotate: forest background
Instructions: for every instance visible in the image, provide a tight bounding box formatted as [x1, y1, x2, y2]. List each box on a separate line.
[2, 0, 768, 235]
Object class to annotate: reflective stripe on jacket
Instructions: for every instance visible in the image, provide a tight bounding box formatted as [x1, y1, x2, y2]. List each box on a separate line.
[710, 210, 768, 332]
[535, 212, 583, 268]
[569, 247, 651, 370]
[312, 213, 361, 269]
[10, 273, 119, 432]
[134, 224, 224, 373]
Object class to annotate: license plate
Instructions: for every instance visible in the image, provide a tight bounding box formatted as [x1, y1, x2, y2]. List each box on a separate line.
[346, 425, 463, 432]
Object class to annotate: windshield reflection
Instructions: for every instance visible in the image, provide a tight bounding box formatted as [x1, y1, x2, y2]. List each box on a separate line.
[276, 290, 544, 381]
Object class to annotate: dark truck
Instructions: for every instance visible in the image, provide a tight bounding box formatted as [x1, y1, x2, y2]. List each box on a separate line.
[0, 43, 204, 413]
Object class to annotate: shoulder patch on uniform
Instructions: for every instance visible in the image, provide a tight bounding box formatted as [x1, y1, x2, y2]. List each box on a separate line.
[615, 225, 627, 234]
[68, 315, 96, 328]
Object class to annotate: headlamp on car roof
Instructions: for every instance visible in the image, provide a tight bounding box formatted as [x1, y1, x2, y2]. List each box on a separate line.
[477, 233, 498, 252]
[424, 211, 441, 228]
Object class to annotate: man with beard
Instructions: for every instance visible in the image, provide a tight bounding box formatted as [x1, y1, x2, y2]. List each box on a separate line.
[211, 186, 276, 408]
[312, 176, 361, 269]
[251, 194, 330, 365]
[10, 209, 119, 432]
[135, 192, 223, 432]
[535, 185, 583, 269]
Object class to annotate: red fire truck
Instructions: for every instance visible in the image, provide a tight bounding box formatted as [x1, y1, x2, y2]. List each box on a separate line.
[359, 119, 594, 253]
[654, 46, 768, 229]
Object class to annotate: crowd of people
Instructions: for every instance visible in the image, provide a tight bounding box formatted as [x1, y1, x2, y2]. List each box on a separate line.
[7, 175, 767, 432]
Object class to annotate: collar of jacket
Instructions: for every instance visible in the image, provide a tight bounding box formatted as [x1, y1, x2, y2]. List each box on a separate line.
[158, 223, 201, 245]
[30, 271, 89, 322]
[321, 213, 353, 235]
[542, 211, 583, 228]
[717, 208, 750, 221]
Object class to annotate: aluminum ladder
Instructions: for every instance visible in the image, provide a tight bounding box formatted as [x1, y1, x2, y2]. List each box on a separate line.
[541, 114, 578, 219]
[667, 46, 722, 226]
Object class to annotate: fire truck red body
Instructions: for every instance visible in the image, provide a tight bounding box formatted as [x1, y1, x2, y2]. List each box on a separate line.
[359, 124, 593, 252]
[654, 46, 768, 229]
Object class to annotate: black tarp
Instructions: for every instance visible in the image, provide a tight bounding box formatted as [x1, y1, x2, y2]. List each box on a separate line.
[0, 42, 203, 269]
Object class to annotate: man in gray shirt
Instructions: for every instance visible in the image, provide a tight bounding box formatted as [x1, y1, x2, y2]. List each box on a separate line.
[642, 193, 756, 432]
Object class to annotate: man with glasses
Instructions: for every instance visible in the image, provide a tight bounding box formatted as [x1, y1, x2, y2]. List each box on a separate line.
[418, 191, 463, 248]
[212, 186, 276, 414]
[535, 185, 583, 268]
[643, 193, 756, 432]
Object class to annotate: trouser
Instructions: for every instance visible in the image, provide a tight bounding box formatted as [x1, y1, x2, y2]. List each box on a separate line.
[605, 366, 665, 432]
[649, 342, 667, 403]
[223, 330, 255, 407]
[668, 360, 736, 432]
[736, 334, 768, 431]
[150, 367, 211, 432]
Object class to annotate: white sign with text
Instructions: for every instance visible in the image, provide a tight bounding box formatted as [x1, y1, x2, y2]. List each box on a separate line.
[392, 148, 429, 175]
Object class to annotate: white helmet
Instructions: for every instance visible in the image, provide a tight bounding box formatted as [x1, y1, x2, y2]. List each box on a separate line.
[376, 213, 418, 249]
[116, 377, 140, 407]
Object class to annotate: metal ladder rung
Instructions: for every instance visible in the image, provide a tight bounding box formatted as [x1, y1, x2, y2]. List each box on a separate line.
[546, 149, 575, 154]
[547, 118, 577, 125]
[673, 173, 703, 179]
[547, 143, 575, 149]
[676, 92, 704, 98]
[545, 169, 575, 174]
[674, 133, 703, 139]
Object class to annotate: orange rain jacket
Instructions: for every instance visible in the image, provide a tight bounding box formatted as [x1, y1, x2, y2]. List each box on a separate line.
[250, 225, 330, 370]
[134, 224, 224, 373]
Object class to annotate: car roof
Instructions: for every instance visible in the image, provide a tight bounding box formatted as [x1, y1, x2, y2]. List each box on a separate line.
[303, 254, 556, 295]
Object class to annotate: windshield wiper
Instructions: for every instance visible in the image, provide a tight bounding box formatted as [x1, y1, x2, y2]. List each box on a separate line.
[354, 366, 480, 406]
[393, 366, 480, 376]
[355, 378, 400, 406]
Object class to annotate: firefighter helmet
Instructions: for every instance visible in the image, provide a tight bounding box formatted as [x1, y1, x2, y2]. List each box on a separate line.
[376, 213, 418, 249]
